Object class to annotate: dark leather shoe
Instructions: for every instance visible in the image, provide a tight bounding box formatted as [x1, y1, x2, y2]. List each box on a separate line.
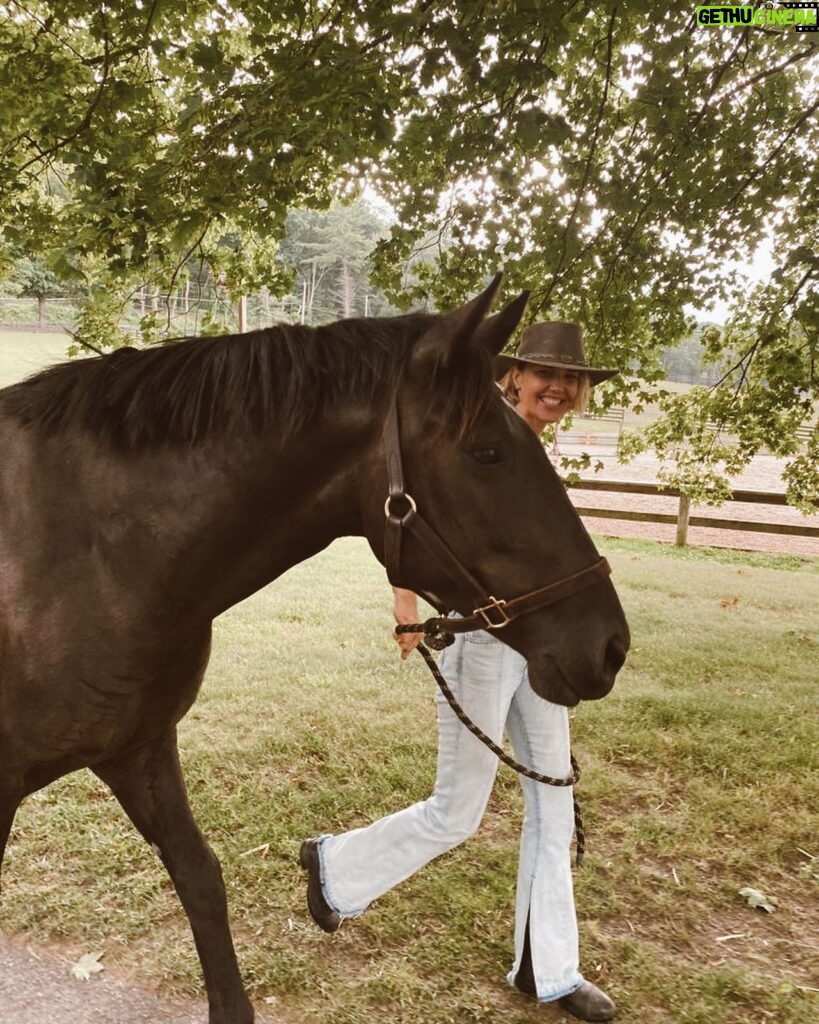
[557, 981, 616, 1022]
[513, 972, 615, 1021]
[299, 838, 341, 933]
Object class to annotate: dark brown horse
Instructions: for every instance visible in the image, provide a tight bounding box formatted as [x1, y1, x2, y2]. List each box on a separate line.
[0, 277, 628, 1023]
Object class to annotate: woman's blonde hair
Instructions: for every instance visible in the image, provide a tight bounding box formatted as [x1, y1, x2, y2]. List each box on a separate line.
[498, 362, 591, 414]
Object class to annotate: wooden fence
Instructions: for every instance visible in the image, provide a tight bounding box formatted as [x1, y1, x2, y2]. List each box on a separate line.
[566, 479, 819, 548]
[556, 408, 817, 546]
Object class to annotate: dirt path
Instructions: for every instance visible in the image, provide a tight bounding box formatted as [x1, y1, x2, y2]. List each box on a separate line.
[0, 936, 212, 1024]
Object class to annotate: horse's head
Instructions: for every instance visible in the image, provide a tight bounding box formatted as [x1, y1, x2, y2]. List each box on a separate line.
[361, 275, 629, 706]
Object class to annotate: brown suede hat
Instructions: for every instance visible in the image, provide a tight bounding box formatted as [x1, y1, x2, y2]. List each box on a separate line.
[494, 321, 619, 385]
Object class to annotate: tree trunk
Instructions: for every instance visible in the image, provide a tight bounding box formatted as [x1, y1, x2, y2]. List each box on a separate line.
[339, 256, 353, 318]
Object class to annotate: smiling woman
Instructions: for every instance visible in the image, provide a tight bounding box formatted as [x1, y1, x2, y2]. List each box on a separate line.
[496, 322, 617, 430]
[511, 364, 584, 432]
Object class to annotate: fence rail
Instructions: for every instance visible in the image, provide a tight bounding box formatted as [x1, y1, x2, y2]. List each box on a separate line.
[566, 478, 819, 547]
[577, 407, 625, 425]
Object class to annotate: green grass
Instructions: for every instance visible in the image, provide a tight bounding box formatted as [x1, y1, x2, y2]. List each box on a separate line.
[0, 329, 73, 388]
[2, 537, 817, 1023]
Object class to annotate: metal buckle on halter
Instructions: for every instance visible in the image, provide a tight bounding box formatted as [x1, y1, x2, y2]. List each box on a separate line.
[474, 596, 511, 629]
[384, 492, 417, 525]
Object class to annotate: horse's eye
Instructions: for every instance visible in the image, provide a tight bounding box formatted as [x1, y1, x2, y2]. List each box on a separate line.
[472, 445, 502, 465]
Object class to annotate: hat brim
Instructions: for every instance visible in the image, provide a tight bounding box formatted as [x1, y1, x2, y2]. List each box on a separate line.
[493, 353, 619, 386]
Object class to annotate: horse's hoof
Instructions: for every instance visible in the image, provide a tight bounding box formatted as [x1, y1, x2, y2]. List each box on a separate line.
[299, 838, 341, 933]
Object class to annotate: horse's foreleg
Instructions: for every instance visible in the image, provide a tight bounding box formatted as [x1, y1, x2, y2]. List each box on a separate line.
[93, 731, 254, 1024]
[0, 783, 22, 886]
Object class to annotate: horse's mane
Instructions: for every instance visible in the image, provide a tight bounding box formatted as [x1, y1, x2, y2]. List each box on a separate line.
[1, 314, 494, 449]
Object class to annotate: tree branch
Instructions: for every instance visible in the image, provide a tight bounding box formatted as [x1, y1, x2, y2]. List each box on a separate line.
[715, 44, 817, 102]
[541, 4, 618, 306]
[726, 96, 819, 208]
[781, 265, 817, 311]
[166, 218, 214, 300]
[690, 27, 751, 130]
[13, 10, 113, 177]
[64, 330, 106, 356]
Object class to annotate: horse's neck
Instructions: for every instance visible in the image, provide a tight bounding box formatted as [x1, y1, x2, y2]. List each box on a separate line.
[210, 426, 376, 613]
[88, 418, 375, 620]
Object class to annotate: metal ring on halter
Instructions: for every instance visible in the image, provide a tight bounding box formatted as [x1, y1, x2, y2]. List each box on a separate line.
[384, 492, 417, 524]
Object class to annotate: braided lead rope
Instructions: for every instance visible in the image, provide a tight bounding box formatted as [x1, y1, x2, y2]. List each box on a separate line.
[396, 626, 586, 866]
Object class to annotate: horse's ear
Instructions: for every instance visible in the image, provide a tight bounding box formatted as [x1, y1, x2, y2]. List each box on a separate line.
[472, 290, 530, 357]
[409, 273, 505, 374]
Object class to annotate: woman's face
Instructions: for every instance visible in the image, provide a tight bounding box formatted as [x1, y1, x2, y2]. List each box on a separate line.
[512, 364, 582, 434]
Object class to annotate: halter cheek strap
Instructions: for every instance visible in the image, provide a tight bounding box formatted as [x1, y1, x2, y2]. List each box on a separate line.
[382, 394, 611, 634]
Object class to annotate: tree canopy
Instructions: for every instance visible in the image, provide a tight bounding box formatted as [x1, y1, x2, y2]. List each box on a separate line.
[0, 1, 816, 504]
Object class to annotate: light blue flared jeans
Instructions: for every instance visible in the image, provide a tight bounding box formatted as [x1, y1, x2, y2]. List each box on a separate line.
[318, 629, 583, 1001]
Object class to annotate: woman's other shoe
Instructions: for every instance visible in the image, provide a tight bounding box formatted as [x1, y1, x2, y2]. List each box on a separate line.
[299, 838, 341, 934]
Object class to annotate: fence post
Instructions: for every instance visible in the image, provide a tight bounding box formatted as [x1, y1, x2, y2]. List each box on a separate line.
[676, 493, 691, 547]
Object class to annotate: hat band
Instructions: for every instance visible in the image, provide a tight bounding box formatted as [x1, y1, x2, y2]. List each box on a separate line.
[526, 352, 587, 368]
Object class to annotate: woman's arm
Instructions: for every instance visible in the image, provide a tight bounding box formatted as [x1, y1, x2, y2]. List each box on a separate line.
[393, 587, 421, 660]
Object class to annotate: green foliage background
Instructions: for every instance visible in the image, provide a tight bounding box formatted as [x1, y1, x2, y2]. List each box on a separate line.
[0, 1, 816, 502]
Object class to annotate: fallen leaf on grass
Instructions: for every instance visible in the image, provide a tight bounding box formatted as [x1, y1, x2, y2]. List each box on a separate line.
[738, 886, 776, 913]
[71, 950, 104, 980]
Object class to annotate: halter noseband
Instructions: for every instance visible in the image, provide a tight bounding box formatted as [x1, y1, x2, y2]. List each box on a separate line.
[382, 395, 611, 640]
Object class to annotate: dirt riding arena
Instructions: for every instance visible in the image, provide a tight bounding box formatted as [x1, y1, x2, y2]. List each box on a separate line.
[559, 451, 819, 559]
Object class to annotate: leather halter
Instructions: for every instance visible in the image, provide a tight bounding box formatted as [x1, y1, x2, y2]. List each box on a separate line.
[382, 395, 612, 636]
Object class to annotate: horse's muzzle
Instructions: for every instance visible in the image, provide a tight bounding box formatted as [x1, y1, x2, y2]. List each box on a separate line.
[528, 628, 629, 706]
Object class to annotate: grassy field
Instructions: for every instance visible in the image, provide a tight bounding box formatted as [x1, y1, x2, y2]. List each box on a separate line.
[0, 329, 73, 388]
[2, 537, 817, 1024]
